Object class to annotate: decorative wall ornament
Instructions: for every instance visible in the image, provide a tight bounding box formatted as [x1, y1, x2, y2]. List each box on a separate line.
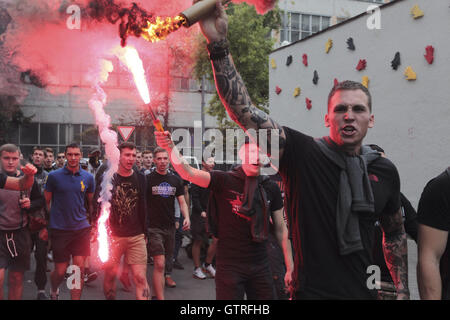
[286, 55, 293, 66]
[362, 76, 369, 88]
[271, 58, 277, 69]
[404, 66, 417, 80]
[424, 45, 434, 64]
[325, 39, 333, 53]
[391, 52, 401, 70]
[356, 59, 367, 71]
[346, 37, 355, 50]
[410, 5, 424, 19]
[275, 86, 282, 94]
[306, 98, 312, 110]
[293, 87, 301, 97]
[302, 54, 308, 66]
[313, 70, 319, 85]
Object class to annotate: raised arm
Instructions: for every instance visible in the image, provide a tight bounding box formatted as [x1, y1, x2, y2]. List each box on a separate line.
[198, 0, 286, 161]
[3, 163, 37, 191]
[380, 208, 410, 299]
[155, 131, 211, 188]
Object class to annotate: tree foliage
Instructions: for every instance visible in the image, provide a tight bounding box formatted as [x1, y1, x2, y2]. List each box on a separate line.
[0, 95, 33, 145]
[193, 3, 280, 129]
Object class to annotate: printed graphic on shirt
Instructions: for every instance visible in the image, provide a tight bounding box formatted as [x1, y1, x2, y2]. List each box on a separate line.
[111, 181, 139, 225]
[227, 191, 250, 221]
[152, 182, 177, 198]
[80, 180, 85, 192]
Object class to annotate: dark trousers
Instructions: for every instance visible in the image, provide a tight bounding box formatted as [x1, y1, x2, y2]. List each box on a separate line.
[215, 259, 275, 300]
[173, 216, 183, 262]
[31, 232, 48, 290]
[267, 234, 289, 300]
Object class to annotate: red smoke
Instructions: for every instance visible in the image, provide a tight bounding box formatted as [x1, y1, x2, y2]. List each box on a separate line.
[233, 0, 277, 14]
[0, 0, 275, 101]
[1, 0, 195, 99]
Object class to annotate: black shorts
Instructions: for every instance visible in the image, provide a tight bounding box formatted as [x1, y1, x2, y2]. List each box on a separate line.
[0, 228, 32, 272]
[191, 215, 209, 243]
[50, 227, 91, 263]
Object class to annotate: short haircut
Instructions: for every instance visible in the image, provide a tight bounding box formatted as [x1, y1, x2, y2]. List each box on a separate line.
[0, 143, 19, 157]
[327, 80, 372, 112]
[45, 147, 54, 155]
[368, 144, 385, 153]
[118, 142, 136, 153]
[65, 143, 81, 154]
[33, 146, 45, 154]
[153, 147, 167, 157]
[142, 150, 153, 156]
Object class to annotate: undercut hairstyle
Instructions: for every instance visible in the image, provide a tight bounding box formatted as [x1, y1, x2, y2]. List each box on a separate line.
[153, 147, 167, 157]
[65, 143, 81, 154]
[327, 80, 372, 112]
[0, 143, 19, 157]
[118, 142, 136, 153]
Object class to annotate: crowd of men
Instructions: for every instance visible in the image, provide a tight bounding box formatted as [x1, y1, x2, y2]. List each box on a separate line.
[0, 2, 449, 301]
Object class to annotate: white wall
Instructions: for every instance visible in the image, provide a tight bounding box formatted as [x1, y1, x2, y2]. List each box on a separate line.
[269, 0, 450, 207]
[280, 0, 386, 19]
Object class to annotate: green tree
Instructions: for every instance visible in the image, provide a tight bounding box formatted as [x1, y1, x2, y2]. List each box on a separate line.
[0, 95, 33, 145]
[193, 3, 280, 129]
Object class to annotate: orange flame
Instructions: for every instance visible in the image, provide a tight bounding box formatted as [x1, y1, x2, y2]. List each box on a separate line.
[141, 15, 186, 43]
[97, 206, 111, 263]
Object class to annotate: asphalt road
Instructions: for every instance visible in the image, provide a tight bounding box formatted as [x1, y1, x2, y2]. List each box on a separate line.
[14, 239, 419, 300]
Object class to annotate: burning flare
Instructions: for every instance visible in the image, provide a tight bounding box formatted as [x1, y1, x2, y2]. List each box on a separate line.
[87, 59, 120, 264]
[141, 15, 186, 43]
[113, 45, 150, 104]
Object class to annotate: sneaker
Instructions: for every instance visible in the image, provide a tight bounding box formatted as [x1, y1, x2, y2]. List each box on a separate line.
[47, 252, 53, 262]
[165, 276, 176, 288]
[37, 291, 49, 300]
[193, 267, 207, 280]
[173, 259, 184, 270]
[84, 271, 98, 284]
[204, 264, 216, 278]
[120, 273, 132, 292]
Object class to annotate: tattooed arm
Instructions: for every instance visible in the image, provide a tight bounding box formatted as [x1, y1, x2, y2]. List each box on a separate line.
[198, 0, 286, 162]
[380, 209, 410, 300]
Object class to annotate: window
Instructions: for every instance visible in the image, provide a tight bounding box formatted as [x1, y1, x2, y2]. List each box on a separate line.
[281, 12, 331, 43]
[20, 123, 38, 145]
[15, 123, 101, 159]
[40, 123, 58, 145]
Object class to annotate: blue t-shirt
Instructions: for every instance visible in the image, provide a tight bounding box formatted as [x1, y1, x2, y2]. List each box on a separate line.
[45, 166, 95, 230]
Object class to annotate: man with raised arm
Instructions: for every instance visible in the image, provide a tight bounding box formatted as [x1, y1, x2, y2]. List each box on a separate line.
[190, 0, 409, 299]
[155, 134, 293, 300]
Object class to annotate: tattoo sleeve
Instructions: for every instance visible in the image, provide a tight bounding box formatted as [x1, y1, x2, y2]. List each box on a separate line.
[211, 52, 286, 160]
[380, 209, 410, 299]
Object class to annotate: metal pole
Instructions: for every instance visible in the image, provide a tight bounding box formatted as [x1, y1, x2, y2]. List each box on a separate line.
[201, 75, 206, 156]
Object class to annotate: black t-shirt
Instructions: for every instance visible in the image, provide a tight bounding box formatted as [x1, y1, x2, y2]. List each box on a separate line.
[280, 127, 401, 299]
[417, 169, 450, 298]
[147, 171, 184, 229]
[0, 173, 6, 189]
[109, 173, 142, 237]
[209, 170, 284, 265]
